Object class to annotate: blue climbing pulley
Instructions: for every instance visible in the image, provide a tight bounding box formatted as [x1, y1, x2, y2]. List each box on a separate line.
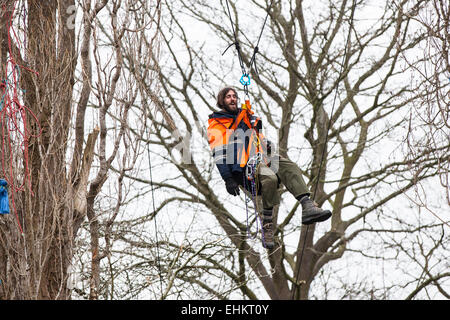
[239, 73, 251, 86]
[0, 179, 10, 214]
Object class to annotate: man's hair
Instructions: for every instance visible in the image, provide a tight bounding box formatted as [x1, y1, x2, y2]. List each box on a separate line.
[216, 87, 238, 109]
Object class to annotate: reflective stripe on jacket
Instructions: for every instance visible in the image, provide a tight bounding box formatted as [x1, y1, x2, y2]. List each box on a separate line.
[207, 107, 265, 181]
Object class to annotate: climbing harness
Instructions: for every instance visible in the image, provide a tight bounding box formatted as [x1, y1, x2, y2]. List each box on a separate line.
[234, 99, 269, 245]
[241, 100, 264, 239]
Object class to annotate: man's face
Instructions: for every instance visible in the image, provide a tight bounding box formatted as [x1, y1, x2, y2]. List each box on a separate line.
[223, 90, 238, 113]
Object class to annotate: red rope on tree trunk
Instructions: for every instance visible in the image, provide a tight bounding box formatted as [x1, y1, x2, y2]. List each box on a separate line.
[1, 0, 41, 235]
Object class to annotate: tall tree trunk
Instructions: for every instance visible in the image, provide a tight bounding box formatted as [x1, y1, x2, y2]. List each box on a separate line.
[0, 0, 94, 300]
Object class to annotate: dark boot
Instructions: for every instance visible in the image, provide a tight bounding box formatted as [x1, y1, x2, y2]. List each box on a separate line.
[261, 208, 275, 249]
[300, 197, 332, 225]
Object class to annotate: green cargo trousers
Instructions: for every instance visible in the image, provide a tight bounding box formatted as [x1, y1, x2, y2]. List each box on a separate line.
[257, 156, 310, 209]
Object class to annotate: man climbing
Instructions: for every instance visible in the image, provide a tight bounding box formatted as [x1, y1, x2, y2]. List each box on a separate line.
[207, 87, 332, 250]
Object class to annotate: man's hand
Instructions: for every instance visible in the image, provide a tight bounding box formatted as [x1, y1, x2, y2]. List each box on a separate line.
[225, 178, 240, 196]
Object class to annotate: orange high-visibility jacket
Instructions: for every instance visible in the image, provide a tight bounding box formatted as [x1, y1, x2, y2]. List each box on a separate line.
[207, 106, 266, 181]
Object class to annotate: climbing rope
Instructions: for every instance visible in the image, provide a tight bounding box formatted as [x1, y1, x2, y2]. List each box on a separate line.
[222, 0, 274, 230]
[222, 0, 274, 231]
[243, 153, 263, 243]
[222, 0, 275, 98]
[144, 116, 164, 297]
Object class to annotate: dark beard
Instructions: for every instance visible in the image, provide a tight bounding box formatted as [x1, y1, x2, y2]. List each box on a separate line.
[224, 104, 238, 115]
